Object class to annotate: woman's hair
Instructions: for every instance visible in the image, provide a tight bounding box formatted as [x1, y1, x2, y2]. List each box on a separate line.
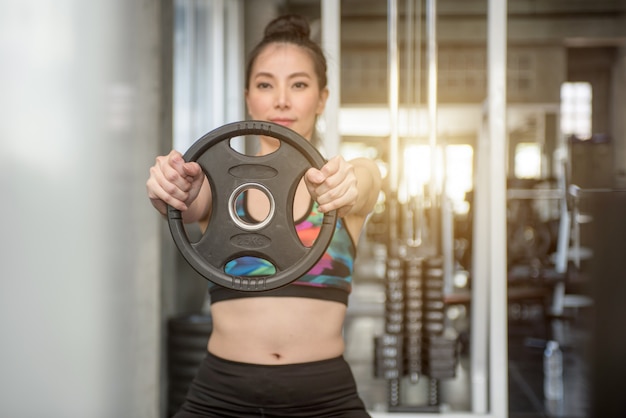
[245, 14, 328, 91]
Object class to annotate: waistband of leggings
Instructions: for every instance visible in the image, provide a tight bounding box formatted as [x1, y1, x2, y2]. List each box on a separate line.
[205, 350, 346, 369]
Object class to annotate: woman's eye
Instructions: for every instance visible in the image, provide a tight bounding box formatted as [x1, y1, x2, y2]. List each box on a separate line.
[293, 82, 308, 89]
[257, 82, 271, 89]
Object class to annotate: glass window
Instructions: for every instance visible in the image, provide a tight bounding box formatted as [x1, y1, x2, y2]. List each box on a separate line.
[401, 144, 473, 214]
[560, 82, 592, 140]
[173, 0, 244, 152]
[514, 142, 542, 179]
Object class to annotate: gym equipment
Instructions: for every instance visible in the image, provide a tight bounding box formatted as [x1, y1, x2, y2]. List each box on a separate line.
[404, 256, 424, 384]
[374, 333, 404, 381]
[374, 253, 459, 413]
[168, 121, 337, 291]
[374, 0, 460, 412]
[369, 0, 509, 413]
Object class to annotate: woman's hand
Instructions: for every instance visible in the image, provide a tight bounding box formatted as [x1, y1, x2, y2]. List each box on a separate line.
[304, 156, 358, 218]
[146, 150, 206, 218]
[305, 155, 381, 219]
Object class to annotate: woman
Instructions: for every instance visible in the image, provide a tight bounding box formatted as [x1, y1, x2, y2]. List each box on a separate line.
[147, 14, 381, 418]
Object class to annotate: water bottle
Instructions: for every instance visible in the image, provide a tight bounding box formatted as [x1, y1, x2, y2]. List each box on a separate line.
[543, 340, 564, 401]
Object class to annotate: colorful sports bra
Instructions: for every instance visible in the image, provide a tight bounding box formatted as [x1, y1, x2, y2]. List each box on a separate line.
[208, 198, 356, 305]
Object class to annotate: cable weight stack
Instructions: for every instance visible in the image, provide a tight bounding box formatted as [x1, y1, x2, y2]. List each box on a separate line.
[373, 257, 405, 407]
[403, 256, 424, 384]
[374, 333, 404, 380]
[422, 257, 446, 336]
[421, 256, 459, 406]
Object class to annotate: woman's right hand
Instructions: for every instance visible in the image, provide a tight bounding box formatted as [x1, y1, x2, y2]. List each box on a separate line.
[146, 150, 206, 217]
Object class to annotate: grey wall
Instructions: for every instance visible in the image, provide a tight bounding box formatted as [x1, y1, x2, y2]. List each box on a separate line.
[0, 1, 163, 416]
[613, 46, 626, 185]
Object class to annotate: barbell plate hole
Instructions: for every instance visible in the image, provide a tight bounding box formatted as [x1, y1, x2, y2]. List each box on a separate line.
[294, 174, 322, 248]
[295, 217, 321, 248]
[229, 136, 281, 157]
[179, 221, 206, 245]
[231, 186, 273, 231]
[225, 256, 277, 276]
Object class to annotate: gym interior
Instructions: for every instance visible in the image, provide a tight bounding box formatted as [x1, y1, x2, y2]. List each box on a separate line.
[1, 1, 625, 417]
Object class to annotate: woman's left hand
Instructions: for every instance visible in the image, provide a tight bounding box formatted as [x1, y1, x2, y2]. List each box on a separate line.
[304, 155, 358, 218]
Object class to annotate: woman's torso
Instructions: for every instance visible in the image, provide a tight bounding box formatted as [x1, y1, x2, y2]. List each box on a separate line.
[207, 181, 364, 365]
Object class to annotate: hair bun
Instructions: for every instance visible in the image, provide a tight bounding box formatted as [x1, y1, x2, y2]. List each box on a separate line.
[264, 14, 310, 41]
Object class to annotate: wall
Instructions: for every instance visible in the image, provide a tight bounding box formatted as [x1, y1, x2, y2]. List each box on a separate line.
[613, 45, 626, 185]
[568, 47, 617, 136]
[582, 190, 626, 416]
[0, 1, 162, 416]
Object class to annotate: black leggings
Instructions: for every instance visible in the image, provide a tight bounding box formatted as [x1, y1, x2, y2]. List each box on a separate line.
[172, 352, 371, 418]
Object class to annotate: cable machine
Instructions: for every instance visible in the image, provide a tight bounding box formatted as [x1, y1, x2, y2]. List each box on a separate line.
[330, 0, 510, 416]
[372, 0, 458, 412]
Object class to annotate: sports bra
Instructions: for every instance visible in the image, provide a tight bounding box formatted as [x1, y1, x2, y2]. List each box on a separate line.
[208, 198, 356, 305]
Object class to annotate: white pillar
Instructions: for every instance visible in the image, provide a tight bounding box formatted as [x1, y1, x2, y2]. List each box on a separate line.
[487, 0, 509, 416]
[321, 0, 341, 158]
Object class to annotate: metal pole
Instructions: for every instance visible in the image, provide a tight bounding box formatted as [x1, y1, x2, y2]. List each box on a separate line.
[388, 0, 399, 193]
[387, 0, 400, 255]
[403, 0, 424, 247]
[403, 0, 415, 245]
[426, 0, 439, 253]
[414, 0, 422, 109]
[412, 0, 424, 247]
[405, 0, 414, 106]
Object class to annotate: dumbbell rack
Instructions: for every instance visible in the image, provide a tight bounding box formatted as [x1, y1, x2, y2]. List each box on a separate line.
[374, 253, 459, 412]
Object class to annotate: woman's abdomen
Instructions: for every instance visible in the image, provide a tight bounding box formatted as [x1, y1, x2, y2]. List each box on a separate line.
[207, 297, 347, 364]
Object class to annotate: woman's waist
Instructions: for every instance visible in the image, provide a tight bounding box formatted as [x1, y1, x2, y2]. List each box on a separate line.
[208, 332, 345, 365]
[208, 297, 347, 364]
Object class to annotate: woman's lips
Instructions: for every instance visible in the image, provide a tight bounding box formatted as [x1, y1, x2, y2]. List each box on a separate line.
[270, 119, 294, 127]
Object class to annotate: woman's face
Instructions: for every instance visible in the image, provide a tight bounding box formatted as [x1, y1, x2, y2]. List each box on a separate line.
[246, 43, 328, 141]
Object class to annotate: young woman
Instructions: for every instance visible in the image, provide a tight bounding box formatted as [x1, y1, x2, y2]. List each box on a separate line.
[147, 14, 381, 418]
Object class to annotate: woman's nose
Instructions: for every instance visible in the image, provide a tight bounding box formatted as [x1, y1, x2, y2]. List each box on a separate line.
[275, 88, 290, 109]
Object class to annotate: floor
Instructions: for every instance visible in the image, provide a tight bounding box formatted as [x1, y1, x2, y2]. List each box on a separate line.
[343, 242, 593, 418]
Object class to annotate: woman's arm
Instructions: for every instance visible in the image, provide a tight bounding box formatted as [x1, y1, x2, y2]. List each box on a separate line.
[146, 150, 212, 224]
[347, 157, 382, 218]
[304, 155, 381, 219]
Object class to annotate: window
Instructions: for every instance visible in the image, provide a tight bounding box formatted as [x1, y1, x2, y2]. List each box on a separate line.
[514, 142, 542, 179]
[173, 0, 244, 152]
[401, 144, 473, 214]
[560, 82, 592, 140]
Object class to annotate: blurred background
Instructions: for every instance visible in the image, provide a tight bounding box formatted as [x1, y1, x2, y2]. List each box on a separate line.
[1, 0, 625, 417]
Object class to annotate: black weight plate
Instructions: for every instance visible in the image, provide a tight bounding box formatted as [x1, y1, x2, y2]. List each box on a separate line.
[168, 121, 337, 291]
